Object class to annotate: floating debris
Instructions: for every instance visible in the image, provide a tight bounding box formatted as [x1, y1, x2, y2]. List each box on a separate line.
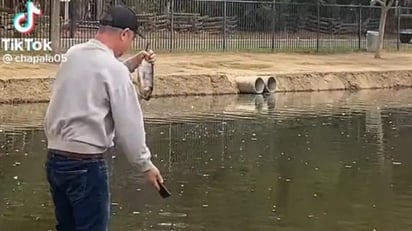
[132, 211, 140, 215]
[158, 212, 188, 217]
[202, 204, 208, 208]
[392, 162, 402, 165]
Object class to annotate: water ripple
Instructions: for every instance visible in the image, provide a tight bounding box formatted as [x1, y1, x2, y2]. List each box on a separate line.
[2, 89, 412, 231]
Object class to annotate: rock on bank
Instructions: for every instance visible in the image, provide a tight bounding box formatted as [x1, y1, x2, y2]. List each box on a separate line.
[1, 70, 412, 103]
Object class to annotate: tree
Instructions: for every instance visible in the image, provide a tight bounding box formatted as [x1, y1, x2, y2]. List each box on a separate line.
[370, 0, 396, 58]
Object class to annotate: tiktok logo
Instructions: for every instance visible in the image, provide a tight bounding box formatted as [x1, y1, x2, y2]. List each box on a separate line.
[13, 1, 42, 34]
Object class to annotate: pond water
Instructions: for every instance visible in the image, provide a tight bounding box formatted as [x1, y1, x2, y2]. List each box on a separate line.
[1, 89, 412, 231]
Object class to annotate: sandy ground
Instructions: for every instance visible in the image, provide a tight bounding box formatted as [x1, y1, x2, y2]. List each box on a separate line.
[0, 52, 411, 79]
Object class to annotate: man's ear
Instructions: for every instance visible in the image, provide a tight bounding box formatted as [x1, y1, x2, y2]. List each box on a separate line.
[119, 28, 130, 40]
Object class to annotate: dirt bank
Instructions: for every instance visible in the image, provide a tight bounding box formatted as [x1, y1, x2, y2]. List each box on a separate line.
[273, 70, 412, 92]
[0, 74, 238, 103]
[0, 52, 412, 103]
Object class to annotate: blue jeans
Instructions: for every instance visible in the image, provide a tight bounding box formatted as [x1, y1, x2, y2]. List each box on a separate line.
[45, 150, 110, 231]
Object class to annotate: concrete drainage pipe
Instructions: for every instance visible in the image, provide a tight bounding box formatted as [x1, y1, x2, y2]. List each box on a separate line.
[260, 76, 276, 93]
[235, 76, 265, 94]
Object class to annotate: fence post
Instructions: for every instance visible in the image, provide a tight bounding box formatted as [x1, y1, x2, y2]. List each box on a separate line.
[316, 0, 320, 52]
[50, 0, 61, 54]
[397, 2, 400, 51]
[69, 0, 76, 38]
[223, 0, 227, 51]
[170, 0, 174, 52]
[271, 0, 276, 52]
[358, 5, 362, 50]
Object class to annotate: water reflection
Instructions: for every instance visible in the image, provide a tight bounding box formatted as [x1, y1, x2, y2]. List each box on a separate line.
[1, 89, 412, 230]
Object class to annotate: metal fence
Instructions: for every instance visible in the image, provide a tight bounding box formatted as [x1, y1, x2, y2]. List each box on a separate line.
[1, 0, 412, 52]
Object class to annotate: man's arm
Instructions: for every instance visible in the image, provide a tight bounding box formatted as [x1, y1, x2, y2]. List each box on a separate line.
[108, 67, 154, 172]
[122, 54, 142, 73]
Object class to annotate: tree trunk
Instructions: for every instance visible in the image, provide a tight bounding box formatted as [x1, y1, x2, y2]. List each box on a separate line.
[43, 0, 49, 15]
[96, 0, 104, 20]
[50, 0, 61, 55]
[78, 0, 88, 20]
[375, 6, 388, 59]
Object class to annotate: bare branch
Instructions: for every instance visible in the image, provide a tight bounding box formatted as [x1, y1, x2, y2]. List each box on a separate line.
[385, 0, 395, 9]
[374, 0, 385, 6]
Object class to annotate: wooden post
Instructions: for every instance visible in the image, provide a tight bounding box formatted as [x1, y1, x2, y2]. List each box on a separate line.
[69, 0, 76, 38]
[271, 0, 276, 52]
[358, 5, 362, 50]
[50, 0, 61, 54]
[223, 0, 227, 51]
[316, 0, 320, 52]
[396, 0, 400, 51]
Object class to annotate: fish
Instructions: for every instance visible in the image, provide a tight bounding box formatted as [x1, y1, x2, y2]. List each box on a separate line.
[137, 42, 154, 101]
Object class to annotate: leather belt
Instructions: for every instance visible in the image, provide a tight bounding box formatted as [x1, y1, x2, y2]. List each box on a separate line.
[48, 149, 105, 160]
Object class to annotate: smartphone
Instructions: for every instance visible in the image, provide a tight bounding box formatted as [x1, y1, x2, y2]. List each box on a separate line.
[158, 181, 171, 198]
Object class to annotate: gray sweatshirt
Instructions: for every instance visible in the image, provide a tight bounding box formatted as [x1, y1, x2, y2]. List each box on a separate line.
[44, 39, 154, 172]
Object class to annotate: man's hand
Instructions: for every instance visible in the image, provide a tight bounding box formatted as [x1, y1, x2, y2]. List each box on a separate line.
[122, 50, 156, 73]
[137, 49, 156, 64]
[144, 166, 164, 191]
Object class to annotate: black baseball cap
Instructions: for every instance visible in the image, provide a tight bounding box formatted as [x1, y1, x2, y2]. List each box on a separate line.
[99, 5, 145, 38]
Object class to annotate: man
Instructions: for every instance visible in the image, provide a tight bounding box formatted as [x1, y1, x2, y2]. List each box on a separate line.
[44, 5, 164, 231]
